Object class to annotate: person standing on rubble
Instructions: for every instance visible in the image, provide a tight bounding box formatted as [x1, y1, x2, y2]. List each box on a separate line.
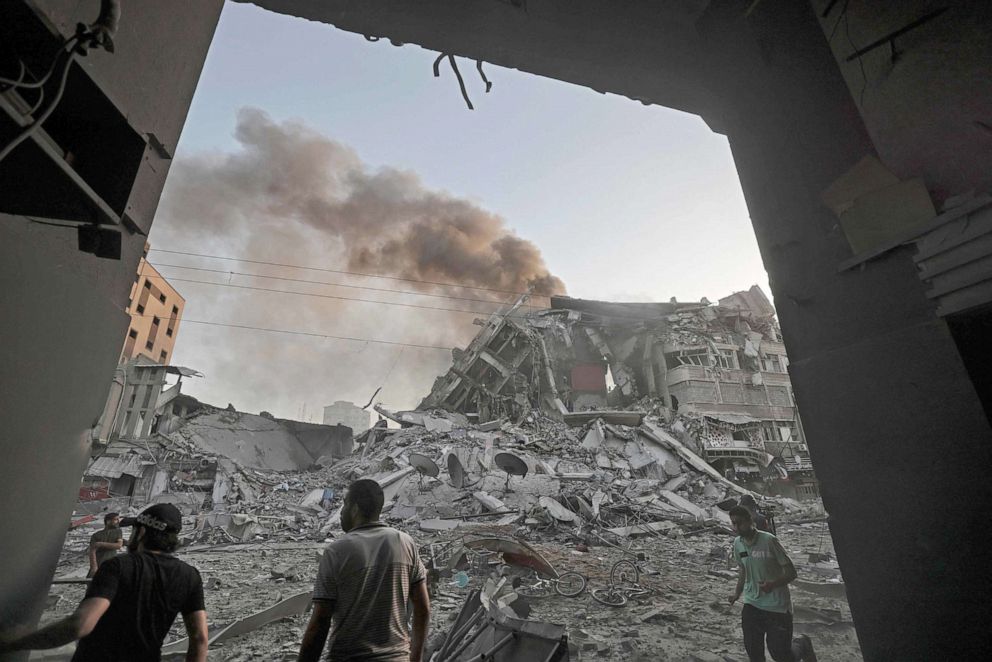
[0, 504, 209, 661]
[87, 511, 124, 578]
[728, 505, 817, 662]
[298, 478, 431, 662]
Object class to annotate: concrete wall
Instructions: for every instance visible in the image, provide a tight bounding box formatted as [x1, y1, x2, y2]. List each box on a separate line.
[697, 2, 992, 657]
[0, 0, 222, 648]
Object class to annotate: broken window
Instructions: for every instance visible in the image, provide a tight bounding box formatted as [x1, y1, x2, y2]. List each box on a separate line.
[716, 349, 739, 369]
[762, 353, 782, 372]
[779, 422, 800, 442]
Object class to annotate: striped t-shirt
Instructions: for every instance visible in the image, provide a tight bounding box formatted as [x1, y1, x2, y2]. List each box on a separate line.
[313, 522, 426, 661]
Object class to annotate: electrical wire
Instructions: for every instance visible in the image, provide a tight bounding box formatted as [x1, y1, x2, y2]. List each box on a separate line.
[0, 34, 79, 89]
[0, 50, 75, 164]
[158, 276, 525, 318]
[147, 248, 554, 299]
[166, 318, 454, 351]
[143, 262, 541, 310]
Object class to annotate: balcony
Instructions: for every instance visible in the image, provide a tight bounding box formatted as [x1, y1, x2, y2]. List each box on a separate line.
[666, 364, 792, 386]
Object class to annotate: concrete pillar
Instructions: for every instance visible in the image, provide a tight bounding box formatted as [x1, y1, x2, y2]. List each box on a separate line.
[698, 1, 992, 658]
[0, 4, 223, 656]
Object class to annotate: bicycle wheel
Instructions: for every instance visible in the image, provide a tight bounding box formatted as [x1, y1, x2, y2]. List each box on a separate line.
[516, 581, 550, 598]
[553, 571, 587, 597]
[611, 560, 640, 588]
[591, 587, 627, 607]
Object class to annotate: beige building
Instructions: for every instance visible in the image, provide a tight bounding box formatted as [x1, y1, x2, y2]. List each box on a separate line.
[121, 248, 184, 365]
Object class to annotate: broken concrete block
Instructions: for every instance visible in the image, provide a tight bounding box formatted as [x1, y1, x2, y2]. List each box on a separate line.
[607, 520, 676, 538]
[473, 491, 506, 512]
[581, 421, 605, 450]
[419, 518, 460, 532]
[659, 490, 706, 520]
[689, 651, 725, 662]
[539, 496, 581, 523]
[662, 474, 689, 491]
[270, 564, 300, 581]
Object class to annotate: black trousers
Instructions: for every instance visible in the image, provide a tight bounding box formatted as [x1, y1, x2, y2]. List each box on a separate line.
[741, 604, 802, 662]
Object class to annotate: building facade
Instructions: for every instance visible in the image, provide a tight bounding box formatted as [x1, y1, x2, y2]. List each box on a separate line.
[421, 286, 817, 499]
[664, 286, 817, 499]
[322, 400, 370, 434]
[121, 246, 184, 365]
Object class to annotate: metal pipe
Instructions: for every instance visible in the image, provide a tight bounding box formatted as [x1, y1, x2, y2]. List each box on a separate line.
[438, 607, 484, 660]
[462, 631, 514, 662]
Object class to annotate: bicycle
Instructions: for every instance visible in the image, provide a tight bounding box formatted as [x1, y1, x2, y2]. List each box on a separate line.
[514, 570, 587, 598]
[590, 559, 651, 606]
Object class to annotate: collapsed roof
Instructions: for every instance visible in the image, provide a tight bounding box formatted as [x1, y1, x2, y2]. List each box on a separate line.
[420, 286, 781, 422]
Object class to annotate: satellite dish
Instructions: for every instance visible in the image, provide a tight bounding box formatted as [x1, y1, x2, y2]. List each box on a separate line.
[409, 453, 440, 478]
[409, 453, 440, 491]
[494, 452, 528, 491]
[447, 453, 466, 488]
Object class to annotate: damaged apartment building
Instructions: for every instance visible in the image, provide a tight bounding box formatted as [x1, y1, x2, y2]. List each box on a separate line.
[421, 286, 817, 499]
[78, 358, 355, 516]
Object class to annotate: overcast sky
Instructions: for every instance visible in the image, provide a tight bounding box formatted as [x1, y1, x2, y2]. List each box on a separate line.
[150, 1, 769, 420]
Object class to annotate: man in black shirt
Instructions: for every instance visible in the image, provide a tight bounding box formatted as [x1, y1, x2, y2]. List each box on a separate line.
[0, 504, 208, 661]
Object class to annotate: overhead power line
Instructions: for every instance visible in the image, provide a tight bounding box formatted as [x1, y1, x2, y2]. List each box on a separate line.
[148, 248, 554, 299]
[144, 262, 541, 310]
[150, 275, 526, 318]
[179, 319, 454, 351]
[124, 312, 455, 351]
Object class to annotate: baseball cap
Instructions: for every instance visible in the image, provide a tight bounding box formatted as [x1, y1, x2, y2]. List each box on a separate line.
[120, 504, 183, 533]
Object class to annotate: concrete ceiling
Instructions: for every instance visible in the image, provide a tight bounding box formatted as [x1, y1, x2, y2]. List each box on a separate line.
[237, 0, 720, 119]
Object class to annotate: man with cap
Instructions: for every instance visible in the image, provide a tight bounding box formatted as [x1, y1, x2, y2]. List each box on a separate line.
[0, 504, 209, 661]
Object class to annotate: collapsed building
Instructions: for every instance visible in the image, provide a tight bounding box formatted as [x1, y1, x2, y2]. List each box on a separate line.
[421, 286, 816, 500]
[79, 357, 354, 520]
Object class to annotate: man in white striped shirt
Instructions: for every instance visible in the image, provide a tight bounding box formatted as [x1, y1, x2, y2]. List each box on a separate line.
[298, 479, 431, 662]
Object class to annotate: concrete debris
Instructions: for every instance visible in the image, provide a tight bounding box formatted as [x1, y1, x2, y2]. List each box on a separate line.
[45, 291, 859, 659]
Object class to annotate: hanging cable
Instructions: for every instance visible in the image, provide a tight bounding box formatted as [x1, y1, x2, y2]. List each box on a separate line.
[0, 0, 120, 164]
[0, 49, 75, 164]
[476, 60, 493, 93]
[144, 262, 538, 309]
[433, 53, 475, 110]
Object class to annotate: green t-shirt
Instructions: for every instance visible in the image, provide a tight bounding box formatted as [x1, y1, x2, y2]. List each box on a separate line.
[90, 527, 123, 566]
[733, 530, 793, 614]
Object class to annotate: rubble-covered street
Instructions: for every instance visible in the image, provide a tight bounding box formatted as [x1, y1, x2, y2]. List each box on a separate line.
[49, 394, 862, 660]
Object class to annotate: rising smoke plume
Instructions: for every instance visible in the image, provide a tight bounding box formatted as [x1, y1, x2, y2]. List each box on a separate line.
[158, 107, 565, 297]
[151, 108, 565, 418]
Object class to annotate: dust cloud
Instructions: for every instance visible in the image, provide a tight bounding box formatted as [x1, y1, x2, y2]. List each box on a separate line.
[150, 108, 565, 420]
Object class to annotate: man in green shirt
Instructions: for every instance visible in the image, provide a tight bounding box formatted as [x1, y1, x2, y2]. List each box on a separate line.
[87, 512, 123, 578]
[728, 506, 817, 661]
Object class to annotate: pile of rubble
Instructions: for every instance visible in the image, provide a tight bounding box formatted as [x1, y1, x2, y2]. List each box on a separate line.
[50, 401, 855, 661]
[47, 288, 861, 660]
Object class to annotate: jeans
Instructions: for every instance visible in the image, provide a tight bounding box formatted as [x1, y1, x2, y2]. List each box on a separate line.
[741, 604, 803, 662]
